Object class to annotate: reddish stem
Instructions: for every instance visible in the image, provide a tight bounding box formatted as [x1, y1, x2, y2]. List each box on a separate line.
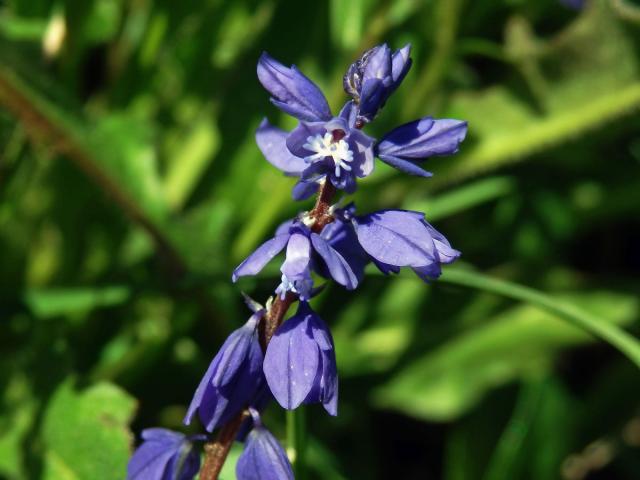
[199, 411, 249, 479]
[198, 179, 337, 479]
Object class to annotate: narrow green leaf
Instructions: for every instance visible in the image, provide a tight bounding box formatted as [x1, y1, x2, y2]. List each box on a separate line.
[374, 288, 638, 420]
[440, 268, 640, 368]
[25, 285, 130, 319]
[403, 176, 515, 221]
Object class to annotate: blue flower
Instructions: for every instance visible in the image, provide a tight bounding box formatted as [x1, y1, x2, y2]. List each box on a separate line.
[257, 103, 375, 194]
[376, 117, 468, 177]
[257, 53, 376, 193]
[232, 219, 359, 300]
[256, 50, 467, 190]
[352, 209, 460, 281]
[236, 409, 294, 480]
[183, 310, 266, 432]
[263, 303, 338, 415]
[127, 428, 202, 480]
[343, 43, 412, 125]
[286, 105, 376, 193]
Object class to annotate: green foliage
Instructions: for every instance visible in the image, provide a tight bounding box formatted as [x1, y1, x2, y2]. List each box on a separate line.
[41, 381, 136, 480]
[1, 0, 639, 478]
[374, 289, 638, 421]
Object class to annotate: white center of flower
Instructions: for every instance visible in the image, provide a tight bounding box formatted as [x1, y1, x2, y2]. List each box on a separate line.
[303, 132, 354, 178]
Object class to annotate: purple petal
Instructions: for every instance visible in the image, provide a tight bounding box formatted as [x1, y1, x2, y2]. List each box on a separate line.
[233, 234, 290, 281]
[236, 426, 294, 480]
[310, 233, 358, 290]
[362, 44, 392, 83]
[183, 351, 223, 426]
[184, 314, 265, 432]
[263, 313, 319, 410]
[141, 428, 184, 444]
[242, 293, 264, 314]
[197, 355, 263, 431]
[128, 429, 200, 480]
[329, 170, 357, 193]
[320, 219, 369, 283]
[308, 316, 338, 416]
[412, 263, 442, 281]
[353, 210, 437, 267]
[424, 222, 461, 264]
[391, 44, 412, 84]
[375, 154, 433, 177]
[257, 52, 331, 122]
[127, 441, 176, 480]
[256, 119, 307, 175]
[378, 117, 468, 159]
[300, 160, 329, 183]
[358, 78, 385, 118]
[292, 180, 319, 200]
[348, 129, 376, 178]
[166, 444, 201, 480]
[373, 259, 401, 275]
[286, 121, 326, 157]
[211, 313, 261, 386]
[338, 100, 357, 128]
[281, 232, 312, 281]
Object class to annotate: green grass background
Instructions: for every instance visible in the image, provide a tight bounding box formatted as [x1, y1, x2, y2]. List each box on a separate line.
[1, 0, 640, 478]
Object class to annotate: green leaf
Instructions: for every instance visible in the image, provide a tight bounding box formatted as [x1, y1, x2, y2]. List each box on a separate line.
[0, 376, 37, 479]
[163, 108, 220, 210]
[434, 1, 640, 187]
[403, 176, 516, 221]
[41, 380, 136, 480]
[0, 15, 47, 41]
[25, 285, 130, 319]
[329, 0, 371, 51]
[334, 279, 427, 376]
[440, 268, 640, 368]
[374, 289, 638, 421]
[91, 114, 168, 224]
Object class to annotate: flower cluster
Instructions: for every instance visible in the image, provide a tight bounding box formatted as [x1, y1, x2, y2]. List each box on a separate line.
[128, 42, 467, 480]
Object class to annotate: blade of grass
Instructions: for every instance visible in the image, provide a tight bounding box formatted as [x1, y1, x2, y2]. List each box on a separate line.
[439, 267, 640, 369]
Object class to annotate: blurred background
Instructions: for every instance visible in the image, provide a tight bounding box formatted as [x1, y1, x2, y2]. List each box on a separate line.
[1, 0, 640, 478]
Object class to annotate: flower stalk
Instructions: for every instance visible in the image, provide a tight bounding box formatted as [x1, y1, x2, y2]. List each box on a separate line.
[127, 42, 467, 480]
[199, 179, 338, 479]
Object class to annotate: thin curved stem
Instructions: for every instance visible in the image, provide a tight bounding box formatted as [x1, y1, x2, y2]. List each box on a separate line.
[440, 268, 640, 369]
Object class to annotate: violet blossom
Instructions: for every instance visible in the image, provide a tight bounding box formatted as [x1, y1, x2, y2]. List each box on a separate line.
[236, 409, 294, 480]
[263, 302, 338, 415]
[232, 219, 359, 300]
[352, 209, 460, 281]
[127, 429, 202, 480]
[183, 309, 266, 432]
[343, 43, 412, 125]
[256, 46, 467, 196]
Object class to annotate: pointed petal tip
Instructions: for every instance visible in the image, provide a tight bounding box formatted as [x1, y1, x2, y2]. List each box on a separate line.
[323, 402, 338, 416]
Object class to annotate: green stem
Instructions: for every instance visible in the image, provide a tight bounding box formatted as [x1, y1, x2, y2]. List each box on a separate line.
[440, 268, 640, 369]
[482, 380, 545, 480]
[287, 407, 308, 480]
